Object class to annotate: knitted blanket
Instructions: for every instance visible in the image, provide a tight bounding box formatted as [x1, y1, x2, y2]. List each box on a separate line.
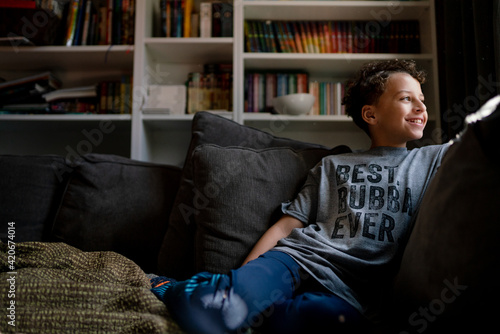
[0, 241, 184, 333]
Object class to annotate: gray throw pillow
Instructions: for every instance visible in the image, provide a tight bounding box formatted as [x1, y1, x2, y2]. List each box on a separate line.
[52, 154, 182, 273]
[157, 112, 351, 279]
[191, 144, 347, 274]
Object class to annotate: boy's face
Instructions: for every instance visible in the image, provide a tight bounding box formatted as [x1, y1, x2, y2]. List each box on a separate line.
[363, 72, 427, 148]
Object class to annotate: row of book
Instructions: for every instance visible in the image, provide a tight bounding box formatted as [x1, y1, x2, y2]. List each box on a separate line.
[244, 71, 309, 114]
[0, 0, 66, 46]
[160, 0, 233, 38]
[64, 0, 135, 46]
[309, 81, 346, 116]
[245, 20, 420, 54]
[0, 0, 134, 46]
[0, 72, 132, 114]
[187, 64, 233, 113]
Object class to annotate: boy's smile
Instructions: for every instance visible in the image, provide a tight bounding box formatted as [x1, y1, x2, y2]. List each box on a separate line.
[362, 72, 427, 148]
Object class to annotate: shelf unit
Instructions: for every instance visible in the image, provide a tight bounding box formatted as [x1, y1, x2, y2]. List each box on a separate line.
[1, 0, 441, 166]
[235, 0, 439, 150]
[0, 44, 134, 157]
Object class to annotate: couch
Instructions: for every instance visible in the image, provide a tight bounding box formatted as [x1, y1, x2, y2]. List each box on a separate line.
[1, 98, 499, 333]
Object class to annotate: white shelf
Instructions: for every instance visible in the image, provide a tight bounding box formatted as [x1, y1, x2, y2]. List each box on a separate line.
[144, 38, 233, 63]
[242, 113, 352, 122]
[0, 114, 131, 122]
[243, 1, 431, 21]
[2, 0, 441, 161]
[0, 45, 134, 72]
[243, 53, 434, 77]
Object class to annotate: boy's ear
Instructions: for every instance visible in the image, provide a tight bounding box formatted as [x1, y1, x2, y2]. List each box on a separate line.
[362, 105, 377, 125]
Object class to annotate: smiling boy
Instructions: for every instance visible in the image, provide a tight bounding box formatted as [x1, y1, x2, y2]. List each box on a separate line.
[152, 59, 451, 333]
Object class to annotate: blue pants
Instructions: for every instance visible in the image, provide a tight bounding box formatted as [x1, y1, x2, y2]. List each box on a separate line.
[162, 251, 364, 334]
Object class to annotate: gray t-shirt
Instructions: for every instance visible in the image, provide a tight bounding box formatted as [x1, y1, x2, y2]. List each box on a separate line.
[276, 144, 450, 320]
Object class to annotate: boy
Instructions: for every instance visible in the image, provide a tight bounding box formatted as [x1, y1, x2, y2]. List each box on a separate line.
[152, 59, 450, 333]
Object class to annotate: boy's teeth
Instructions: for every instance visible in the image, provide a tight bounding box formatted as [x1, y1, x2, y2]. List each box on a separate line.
[408, 119, 422, 124]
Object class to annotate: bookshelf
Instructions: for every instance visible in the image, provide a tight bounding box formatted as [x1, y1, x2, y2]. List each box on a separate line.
[0, 44, 134, 157]
[1, 0, 441, 166]
[235, 0, 440, 150]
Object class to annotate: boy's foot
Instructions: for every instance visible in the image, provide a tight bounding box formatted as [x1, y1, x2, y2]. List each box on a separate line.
[150, 276, 177, 302]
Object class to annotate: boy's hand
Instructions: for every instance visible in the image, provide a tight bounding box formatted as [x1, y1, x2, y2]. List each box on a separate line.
[241, 215, 304, 266]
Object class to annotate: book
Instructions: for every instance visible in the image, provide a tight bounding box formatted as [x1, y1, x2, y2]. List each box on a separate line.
[43, 85, 97, 102]
[64, 0, 80, 46]
[0, 72, 61, 106]
[212, 1, 233, 37]
[199, 2, 211, 38]
[183, 0, 193, 37]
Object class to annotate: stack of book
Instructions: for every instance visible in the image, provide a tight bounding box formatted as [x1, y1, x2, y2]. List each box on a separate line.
[160, 0, 233, 38]
[245, 20, 420, 54]
[0, 72, 61, 113]
[187, 63, 232, 113]
[245, 71, 309, 113]
[0, 72, 132, 114]
[64, 0, 135, 46]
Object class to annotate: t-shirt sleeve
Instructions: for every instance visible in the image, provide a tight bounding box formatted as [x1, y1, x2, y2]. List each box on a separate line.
[281, 166, 321, 226]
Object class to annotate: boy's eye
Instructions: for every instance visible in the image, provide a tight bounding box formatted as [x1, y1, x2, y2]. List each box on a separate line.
[401, 96, 411, 101]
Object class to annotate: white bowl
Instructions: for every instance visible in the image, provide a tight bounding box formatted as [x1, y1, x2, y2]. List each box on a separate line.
[272, 93, 315, 116]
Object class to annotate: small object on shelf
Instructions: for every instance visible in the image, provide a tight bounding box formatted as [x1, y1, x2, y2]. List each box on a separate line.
[272, 93, 315, 116]
[144, 85, 186, 115]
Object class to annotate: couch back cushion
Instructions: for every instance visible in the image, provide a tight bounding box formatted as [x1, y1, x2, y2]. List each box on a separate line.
[392, 97, 500, 332]
[52, 154, 182, 273]
[0, 155, 68, 242]
[158, 112, 351, 278]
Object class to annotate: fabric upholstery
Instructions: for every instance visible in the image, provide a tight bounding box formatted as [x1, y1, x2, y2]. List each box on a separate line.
[191, 144, 349, 274]
[391, 97, 500, 333]
[158, 112, 351, 278]
[52, 154, 182, 272]
[0, 155, 68, 242]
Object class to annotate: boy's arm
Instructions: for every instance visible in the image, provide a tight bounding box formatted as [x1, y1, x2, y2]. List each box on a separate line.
[241, 214, 304, 266]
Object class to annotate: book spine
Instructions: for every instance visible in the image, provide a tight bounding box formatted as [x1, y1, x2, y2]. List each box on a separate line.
[220, 2, 233, 37]
[292, 21, 303, 53]
[183, 0, 193, 37]
[211, 1, 221, 37]
[81, 0, 92, 45]
[105, 0, 113, 44]
[166, 0, 172, 37]
[200, 2, 211, 38]
[64, 0, 80, 46]
[284, 22, 296, 53]
[255, 20, 266, 52]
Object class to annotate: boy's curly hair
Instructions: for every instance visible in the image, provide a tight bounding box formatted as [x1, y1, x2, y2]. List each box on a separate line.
[342, 59, 426, 136]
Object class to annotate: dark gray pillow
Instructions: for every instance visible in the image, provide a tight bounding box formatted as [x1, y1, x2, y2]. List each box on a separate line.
[391, 97, 500, 333]
[191, 144, 348, 274]
[0, 155, 68, 242]
[157, 112, 351, 279]
[52, 154, 182, 273]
